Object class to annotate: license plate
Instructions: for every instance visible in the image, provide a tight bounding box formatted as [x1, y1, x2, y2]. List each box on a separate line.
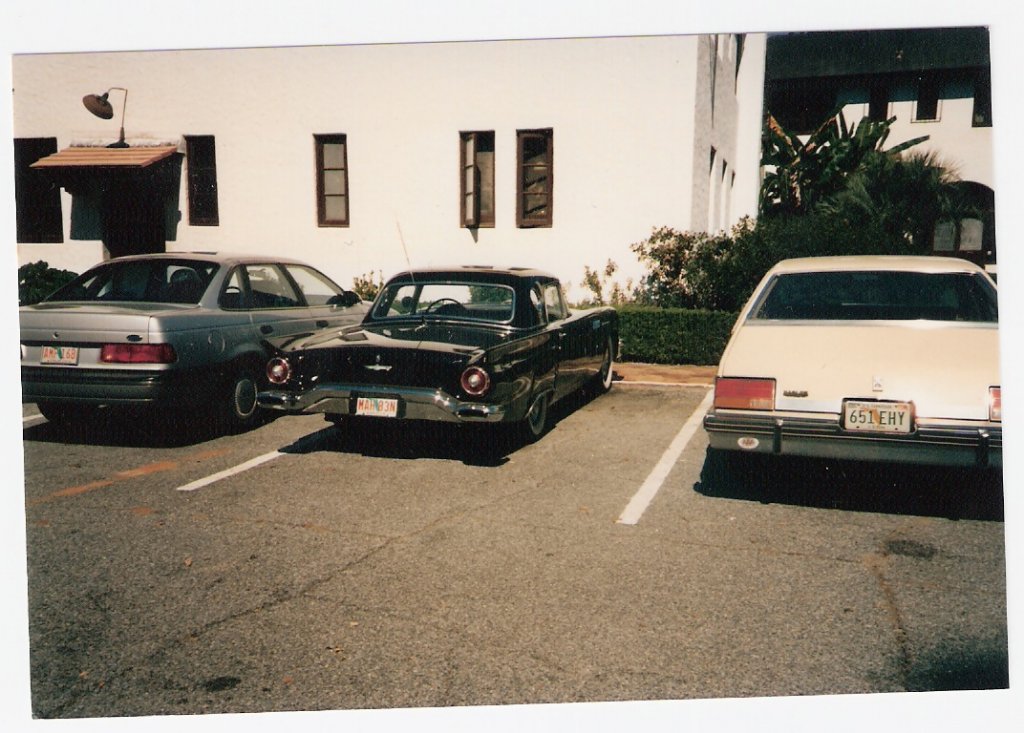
[843, 400, 913, 434]
[355, 396, 399, 418]
[41, 345, 79, 365]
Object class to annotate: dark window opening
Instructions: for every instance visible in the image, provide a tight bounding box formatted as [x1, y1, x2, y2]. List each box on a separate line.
[915, 75, 941, 121]
[973, 69, 992, 127]
[517, 129, 553, 228]
[868, 84, 889, 122]
[315, 134, 349, 227]
[460, 131, 495, 228]
[14, 137, 63, 243]
[185, 135, 219, 226]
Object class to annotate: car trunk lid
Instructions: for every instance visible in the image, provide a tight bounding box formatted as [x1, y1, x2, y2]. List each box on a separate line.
[720, 322, 1000, 420]
[292, 321, 514, 390]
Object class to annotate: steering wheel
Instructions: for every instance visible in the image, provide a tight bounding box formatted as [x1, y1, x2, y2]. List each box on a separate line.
[424, 297, 465, 314]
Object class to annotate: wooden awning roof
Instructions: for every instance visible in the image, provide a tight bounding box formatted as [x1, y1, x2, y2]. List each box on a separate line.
[30, 145, 179, 170]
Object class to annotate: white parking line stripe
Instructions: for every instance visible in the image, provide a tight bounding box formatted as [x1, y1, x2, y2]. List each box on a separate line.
[617, 389, 714, 526]
[176, 450, 284, 492]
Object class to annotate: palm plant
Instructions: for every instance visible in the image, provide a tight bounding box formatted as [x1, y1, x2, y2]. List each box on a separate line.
[759, 108, 930, 218]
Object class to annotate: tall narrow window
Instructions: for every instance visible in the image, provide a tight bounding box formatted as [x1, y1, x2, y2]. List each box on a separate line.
[517, 128, 553, 228]
[184, 135, 219, 226]
[973, 69, 992, 127]
[460, 131, 495, 228]
[14, 137, 63, 243]
[315, 134, 349, 227]
[914, 74, 941, 122]
[868, 83, 889, 121]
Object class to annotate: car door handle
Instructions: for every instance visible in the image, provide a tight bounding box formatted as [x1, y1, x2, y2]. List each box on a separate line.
[260, 325, 274, 334]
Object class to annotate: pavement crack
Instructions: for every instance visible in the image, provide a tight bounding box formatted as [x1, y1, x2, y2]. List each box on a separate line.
[863, 552, 912, 690]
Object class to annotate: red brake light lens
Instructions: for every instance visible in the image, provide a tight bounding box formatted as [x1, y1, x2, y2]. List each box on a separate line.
[100, 343, 177, 364]
[460, 366, 491, 396]
[267, 357, 292, 385]
[714, 377, 776, 410]
[989, 386, 1001, 422]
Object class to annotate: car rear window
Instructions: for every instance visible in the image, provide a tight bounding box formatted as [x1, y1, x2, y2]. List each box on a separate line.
[46, 259, 219, 305]
[372, 281, 515, 323]
[750, 270, 998, 323]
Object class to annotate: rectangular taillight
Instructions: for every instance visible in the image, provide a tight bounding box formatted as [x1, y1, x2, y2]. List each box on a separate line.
[989, 386, 1001, 422]
[714, 377, 776, 410]
[100, 343, 177, 364]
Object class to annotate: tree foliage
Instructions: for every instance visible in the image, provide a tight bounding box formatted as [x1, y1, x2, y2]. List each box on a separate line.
[18, 261, 78, 305]
[760, 108, 928, 218]
[629, 111, 966, 312]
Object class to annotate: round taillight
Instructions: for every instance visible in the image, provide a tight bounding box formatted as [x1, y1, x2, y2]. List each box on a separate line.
[266, 357, 292, 385]
[460, 365, 491, 396]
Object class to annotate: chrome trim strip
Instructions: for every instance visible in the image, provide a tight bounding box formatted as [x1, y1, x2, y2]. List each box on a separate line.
[257, 383, 506, 424]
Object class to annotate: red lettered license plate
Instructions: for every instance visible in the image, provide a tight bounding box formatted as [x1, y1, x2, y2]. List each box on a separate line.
[355, 396, 399, 418]
[843, 400, 913, 434]
[41, 345, 79, 365]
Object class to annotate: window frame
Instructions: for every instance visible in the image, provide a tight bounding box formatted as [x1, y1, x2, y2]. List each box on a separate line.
[184, 135, 220, 226]
[315, 133, 350, 227]
[516, 128, 554, 228]
[460, 131, 495, 228]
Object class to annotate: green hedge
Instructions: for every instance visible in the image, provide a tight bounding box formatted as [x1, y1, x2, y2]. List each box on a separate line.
[616, 306, 738, 366]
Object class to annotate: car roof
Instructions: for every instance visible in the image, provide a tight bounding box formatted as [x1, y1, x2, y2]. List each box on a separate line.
[386, 265, 559, 282]
[767, 255, 988, 276]
[101, 252, 311, 267]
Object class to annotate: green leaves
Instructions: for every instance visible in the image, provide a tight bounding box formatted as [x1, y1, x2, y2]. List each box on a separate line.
[759, 109, 931, 218]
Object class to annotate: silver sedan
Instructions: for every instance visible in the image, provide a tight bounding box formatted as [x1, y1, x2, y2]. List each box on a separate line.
[20, 252, 368, 432]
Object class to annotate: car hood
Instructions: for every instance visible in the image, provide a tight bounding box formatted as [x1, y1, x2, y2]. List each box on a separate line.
[719, 321, 1001, 419]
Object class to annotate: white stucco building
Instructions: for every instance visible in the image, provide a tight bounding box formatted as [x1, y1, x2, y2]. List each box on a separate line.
[764, 28, 996, 268]
[12, 34, 766, 300]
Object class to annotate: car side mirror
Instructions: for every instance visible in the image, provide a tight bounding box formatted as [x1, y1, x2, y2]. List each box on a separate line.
[329, 291, 362, 308]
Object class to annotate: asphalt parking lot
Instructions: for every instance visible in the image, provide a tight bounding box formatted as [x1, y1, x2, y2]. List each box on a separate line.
[16, 377, 1010, 725]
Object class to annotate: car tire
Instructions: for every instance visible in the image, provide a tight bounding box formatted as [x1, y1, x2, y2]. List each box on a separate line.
[593, 334, 615, 394]
[220, 367, 261, 432]
[520, 392, 550, 443]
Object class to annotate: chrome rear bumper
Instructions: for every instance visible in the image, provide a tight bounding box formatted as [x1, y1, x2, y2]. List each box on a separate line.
[703, 409, 1002, 468]
[257, 383, 507, 423]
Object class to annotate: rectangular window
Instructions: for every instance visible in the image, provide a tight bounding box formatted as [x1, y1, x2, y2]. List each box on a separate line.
[914, 75, 941, 122]
[184, 135, 219, 226]
[973, 69, 992, 127]
[517, 129, 553, 228]
[14, 137, 63, 243]
[868, 83, 889, 121]
[315, 134, 349, 227]
[460, 131, 495, 228]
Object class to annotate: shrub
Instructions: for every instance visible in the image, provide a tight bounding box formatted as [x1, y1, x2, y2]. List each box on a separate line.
[616, 306, 737, 365]
[351, 271, 384, 301]
[18, 261, 78, 305]
[631, 213, 896, 313]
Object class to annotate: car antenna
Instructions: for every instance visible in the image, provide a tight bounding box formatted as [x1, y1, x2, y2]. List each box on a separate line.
[396, 221, 415, 285]
[396, 220, 424, 326]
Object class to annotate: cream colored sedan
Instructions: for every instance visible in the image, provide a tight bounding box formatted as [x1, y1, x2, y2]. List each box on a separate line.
[703, 256, 1001, 468]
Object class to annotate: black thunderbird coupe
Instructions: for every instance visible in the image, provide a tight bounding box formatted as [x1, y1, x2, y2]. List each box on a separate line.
[256, 266, 618, 441]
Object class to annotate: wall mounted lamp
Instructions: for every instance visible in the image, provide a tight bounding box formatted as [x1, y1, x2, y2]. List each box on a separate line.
[82, 87, 129, 148]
